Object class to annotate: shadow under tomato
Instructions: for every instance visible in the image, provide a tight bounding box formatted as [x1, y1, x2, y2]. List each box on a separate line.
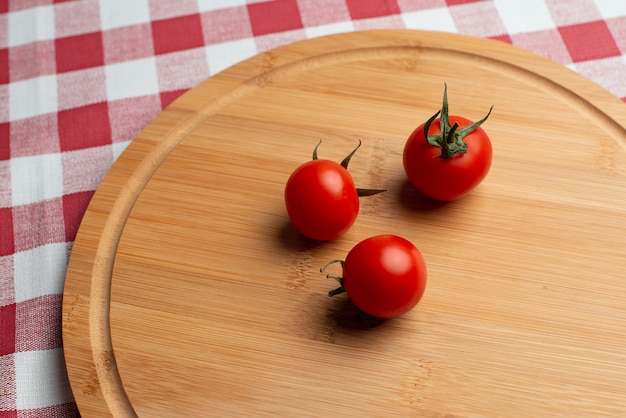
[276, 218, 331, 251]
[396, 178, 450, 212]
[325, 295, 386, 330]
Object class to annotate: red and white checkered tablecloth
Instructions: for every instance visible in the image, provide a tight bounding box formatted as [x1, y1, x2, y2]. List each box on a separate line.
[1, 0, 626, 416]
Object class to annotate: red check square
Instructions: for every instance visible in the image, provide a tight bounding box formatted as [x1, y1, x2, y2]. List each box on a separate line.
[0, 408, 18, 418]
[0, 48, 8, 84]
[248, 0, 304, 36]
[559, 21, 621, 62]
[152, 14, 204, 55]
[0, 207, 15, 256]
[57, 103, 111, 152]
[491, 34, 512, 44]
[346, 0, 400, 19]
[0, 123, 9, 159]
[160, 89, 186, 109]
[0, 303, 16, 355]
[63, 191, 94, 242]
[55, 32, 104, 73]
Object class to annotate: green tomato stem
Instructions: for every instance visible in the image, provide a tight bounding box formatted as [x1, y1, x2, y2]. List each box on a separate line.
[425, 83, 493, 160]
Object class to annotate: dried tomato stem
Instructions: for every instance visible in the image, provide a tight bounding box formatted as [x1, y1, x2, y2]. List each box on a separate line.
[340, 140, 362, 169]
[312, 139, 322, 160]
[328, 287, 346, 297]
[321, 259, 346, 296]
[320, 259, 345, 272]
[356, 188, 386, 197]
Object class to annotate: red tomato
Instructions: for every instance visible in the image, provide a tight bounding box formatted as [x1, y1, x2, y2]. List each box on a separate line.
[323, 235, 427, 319]
[285, 141, 384, 241]
[284, 158, 359, 241]
[403, 86, 493, 201]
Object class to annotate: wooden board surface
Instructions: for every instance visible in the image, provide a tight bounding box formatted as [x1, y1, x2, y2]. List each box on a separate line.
[62, 30, 626, 417]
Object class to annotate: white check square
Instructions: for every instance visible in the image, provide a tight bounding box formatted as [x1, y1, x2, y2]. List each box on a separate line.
[105, 57, 159, 101]
[205, 38, 257, 75]
[7, 5, 55, 47]
[9, 75, 58, 121]
[113, 140, 132, 160]
[493, 0, 555, 34]
[595, 0, 626, 19]
[197, 0, 247, 12]
[575, 56, 626, 100]
[13, 243, 68, 303]
[305, 21, 355, 39]
[14, 349, 74, 410]
[99, 0, 151, 30]
[11, 153, 63, 206]
[402, 7, 456, 32]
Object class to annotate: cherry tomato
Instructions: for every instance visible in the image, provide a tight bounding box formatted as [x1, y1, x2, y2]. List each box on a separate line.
[322, 235, 427, 319]
[284, 141, 384, 241]
[285, 159, 359, 241]
[403, 85, 493, 201]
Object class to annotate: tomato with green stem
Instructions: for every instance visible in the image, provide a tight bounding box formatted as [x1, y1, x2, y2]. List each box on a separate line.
[321, 235, 427, 319]
[284, 141, 385, 241]
[403, 85, 493, 201]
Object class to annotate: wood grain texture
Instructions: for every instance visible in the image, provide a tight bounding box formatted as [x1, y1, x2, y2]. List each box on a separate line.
[62, 30, 626, 417]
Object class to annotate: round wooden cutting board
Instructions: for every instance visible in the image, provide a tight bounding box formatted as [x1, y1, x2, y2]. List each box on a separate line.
[63, 30, 626, 417]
